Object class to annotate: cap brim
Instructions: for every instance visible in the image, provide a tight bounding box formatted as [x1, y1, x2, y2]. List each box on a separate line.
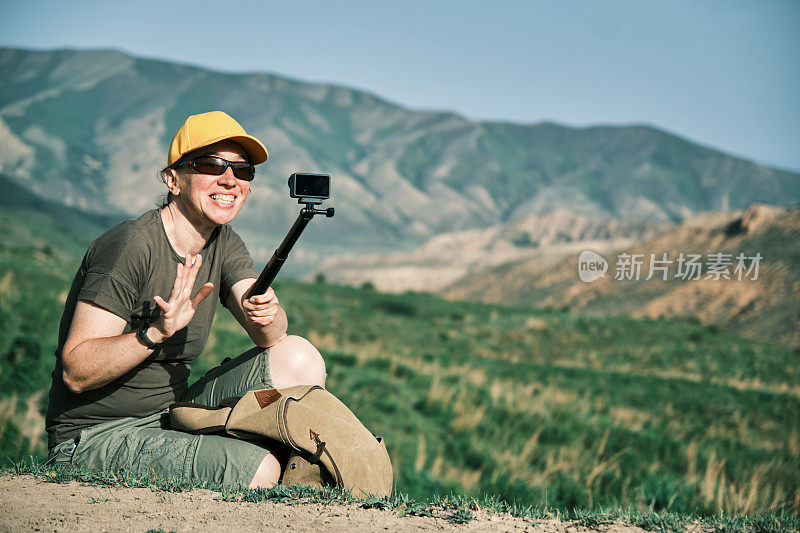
[186, 134, 269, 165]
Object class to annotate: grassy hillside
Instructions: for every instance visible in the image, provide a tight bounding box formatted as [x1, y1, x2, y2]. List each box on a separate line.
[0, 205, 797, 517]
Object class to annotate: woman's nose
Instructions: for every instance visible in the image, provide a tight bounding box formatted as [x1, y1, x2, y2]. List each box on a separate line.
[218, 168, 237, 185]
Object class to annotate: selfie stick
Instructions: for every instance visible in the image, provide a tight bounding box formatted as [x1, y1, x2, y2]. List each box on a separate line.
[246, 175, 334, 298]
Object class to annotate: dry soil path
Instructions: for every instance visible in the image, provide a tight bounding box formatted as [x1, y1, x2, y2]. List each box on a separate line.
[0, 474, 669, 532]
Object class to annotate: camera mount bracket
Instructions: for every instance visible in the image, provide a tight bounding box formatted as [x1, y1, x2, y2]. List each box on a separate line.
[299, 197, 335, 218]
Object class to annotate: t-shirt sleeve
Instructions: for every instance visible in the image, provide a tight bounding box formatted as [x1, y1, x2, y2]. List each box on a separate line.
[76, 232, 148, 321]
[79, 271, 138, 320]
[220, 228, 259, 305]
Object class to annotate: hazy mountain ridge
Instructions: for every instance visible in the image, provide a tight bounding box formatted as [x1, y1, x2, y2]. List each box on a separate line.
[443, 204, 800, 347]
[1, 47, 799, 262]
[318, 209, 668, 293]
[316, 202, 800, 347]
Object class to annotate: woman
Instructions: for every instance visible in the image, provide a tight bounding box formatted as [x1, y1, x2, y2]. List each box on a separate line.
[45, 111, 326, 488]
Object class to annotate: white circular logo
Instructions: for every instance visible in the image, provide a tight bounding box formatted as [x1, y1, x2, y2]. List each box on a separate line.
[578, 251, 608, 282]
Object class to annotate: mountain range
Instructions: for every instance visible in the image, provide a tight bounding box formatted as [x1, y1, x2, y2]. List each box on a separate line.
[2, 47, 799, 264]
[318, 209, 669, 292]
[443, 204, 800, 347]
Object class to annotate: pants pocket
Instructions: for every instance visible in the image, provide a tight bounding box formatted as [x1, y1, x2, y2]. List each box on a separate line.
[113, 429, 196, 480]
[47, 438, 78, 466]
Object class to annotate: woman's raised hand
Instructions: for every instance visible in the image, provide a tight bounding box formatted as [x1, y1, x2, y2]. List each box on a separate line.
[152, 253, 214, 340]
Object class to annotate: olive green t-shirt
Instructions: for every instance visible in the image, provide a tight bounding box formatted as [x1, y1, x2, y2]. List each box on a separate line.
[45, 209, 259, 448]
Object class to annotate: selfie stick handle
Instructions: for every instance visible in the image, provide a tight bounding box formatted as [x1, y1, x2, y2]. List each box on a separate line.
[246, 204, 334, 298]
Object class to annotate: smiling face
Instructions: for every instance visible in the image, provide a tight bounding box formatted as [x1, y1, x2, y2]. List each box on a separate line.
[164, 140, 252, 233]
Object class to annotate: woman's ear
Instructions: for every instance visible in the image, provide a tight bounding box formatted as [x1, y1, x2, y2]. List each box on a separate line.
[164, 168, 181, 197]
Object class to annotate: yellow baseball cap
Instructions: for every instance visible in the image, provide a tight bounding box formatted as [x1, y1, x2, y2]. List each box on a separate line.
[167, 111, 269, 166]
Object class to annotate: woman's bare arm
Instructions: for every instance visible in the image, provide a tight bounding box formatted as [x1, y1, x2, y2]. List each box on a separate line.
[61, 253, 213, 393]
[61, 302, 157, 393]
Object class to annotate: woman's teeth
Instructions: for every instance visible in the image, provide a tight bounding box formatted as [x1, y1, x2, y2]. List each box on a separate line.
[210, 194, 235, 204]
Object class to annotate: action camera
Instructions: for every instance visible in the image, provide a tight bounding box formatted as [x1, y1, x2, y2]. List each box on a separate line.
[288, 173, 330, 202]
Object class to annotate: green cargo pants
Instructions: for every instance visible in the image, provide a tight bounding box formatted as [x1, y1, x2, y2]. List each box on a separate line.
[47, 346, 275, 488]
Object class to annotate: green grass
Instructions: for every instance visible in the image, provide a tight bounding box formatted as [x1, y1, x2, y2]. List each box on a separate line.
[4, 459, 799, 532]
[0, 204, 798, 517]
[232, 282, 798, 516]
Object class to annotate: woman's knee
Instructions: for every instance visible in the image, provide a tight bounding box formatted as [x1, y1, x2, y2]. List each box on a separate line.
[268, 335, 326, 388]
[249, 452, 281, 489]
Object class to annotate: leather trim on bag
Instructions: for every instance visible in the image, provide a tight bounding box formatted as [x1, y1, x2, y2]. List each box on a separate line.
[254, 389, 282, 409]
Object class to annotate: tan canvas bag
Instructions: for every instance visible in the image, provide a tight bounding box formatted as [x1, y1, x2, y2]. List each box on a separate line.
[169, 385, 393, 497]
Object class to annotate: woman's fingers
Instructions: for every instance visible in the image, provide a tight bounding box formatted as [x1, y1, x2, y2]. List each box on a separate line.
[191, 282, 214, 309]
[178, 253, 192, 296]
[248, 314, 277, 326]
[149, 254, 213, 340]
[167, 253, 201, 303]
[247, 288, 277, 305]
[246, 306, 278, 317]
[244, 289, 278, 313]
[242, 285, 279, 326]
[181, 253, 203, 296]
[153, 295, 168, 311]
[167, 262, 184, 302]
[243, 299, 279, 312]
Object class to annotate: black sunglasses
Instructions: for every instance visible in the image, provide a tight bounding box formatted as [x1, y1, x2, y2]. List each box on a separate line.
[173, 155, 256, 181]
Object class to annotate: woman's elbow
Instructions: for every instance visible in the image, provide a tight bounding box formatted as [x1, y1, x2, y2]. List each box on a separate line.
[62, 367, 85, 394]
[61, 355, 91, 394]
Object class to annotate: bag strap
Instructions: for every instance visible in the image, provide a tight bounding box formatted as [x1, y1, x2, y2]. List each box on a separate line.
[169, 398, 238, 435]
[308, 430, 343, 486]
[170, 397, 240, 410]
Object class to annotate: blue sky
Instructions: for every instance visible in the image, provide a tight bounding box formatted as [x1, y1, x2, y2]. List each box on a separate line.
[1, 0, 799, 171]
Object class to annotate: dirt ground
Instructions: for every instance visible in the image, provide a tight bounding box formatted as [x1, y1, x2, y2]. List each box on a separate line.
[0, 474, 669, 533]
